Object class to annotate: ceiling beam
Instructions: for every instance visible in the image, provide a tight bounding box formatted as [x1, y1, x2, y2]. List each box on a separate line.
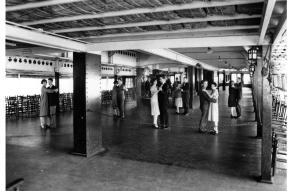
[6, 23, 87, 52]
[273, 8, 287, 45]
[20, 0, 264, 26]
[142, 49, 218, 71]
[6, 0, 84, 12]
[79, 25, 260, 40]
[86, 35, 265, 52]
[258, 0, 276, 44]
[53, 14, 261, 33]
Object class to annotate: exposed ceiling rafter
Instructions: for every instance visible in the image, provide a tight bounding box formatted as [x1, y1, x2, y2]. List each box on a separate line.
[86, 35, 265, 51]
[20, 0, 264, 26]
[258, 0, 276, 44]
[6, 0, 84, 12]
[77, 25, 260, 40]
[52, 14, 261, 33]
[6, 23, 87, 52]
[273, 8, 286, 45]
[142, 49, 218, 71]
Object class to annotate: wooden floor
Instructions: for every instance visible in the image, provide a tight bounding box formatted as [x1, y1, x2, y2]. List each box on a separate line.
[6, 88, 286, 191]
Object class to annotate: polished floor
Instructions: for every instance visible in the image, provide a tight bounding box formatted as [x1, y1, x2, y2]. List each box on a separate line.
[6, 88, 286, 191]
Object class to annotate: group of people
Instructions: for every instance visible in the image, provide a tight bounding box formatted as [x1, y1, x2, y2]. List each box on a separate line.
[149, 76, 220, 134]
[228, 77, 243, 118]
[112, 78, 128, 119]
[39, 78, 58, 129]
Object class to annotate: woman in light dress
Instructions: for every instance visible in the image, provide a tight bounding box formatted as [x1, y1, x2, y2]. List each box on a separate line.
[150, 79, 160, 128]
[208, 82, 219, 134]
[174, 84, 183, 114]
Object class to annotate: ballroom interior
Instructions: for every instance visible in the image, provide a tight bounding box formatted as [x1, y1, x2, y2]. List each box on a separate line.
[5, 0, 287, 190]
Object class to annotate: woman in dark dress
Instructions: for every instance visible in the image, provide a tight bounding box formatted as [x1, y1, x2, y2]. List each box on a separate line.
[228, 80, 238, 118]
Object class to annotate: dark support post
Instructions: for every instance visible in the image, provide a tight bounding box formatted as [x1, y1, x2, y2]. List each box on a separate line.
[55, 72, 60, 113]
[223, 70, 226, 91]
[241, 73, 244, 85]
[187, 66, 195, 109]
[72, 52, 105, 157]
[260, 66, 273, 183]
[256, 56, 263, 138]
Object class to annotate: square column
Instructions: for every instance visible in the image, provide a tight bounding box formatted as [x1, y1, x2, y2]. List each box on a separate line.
[187, 66, 195, 109]
[55, 72, 60, 113]
[73, 52, 106, 157]
[222, 70, 226, 91]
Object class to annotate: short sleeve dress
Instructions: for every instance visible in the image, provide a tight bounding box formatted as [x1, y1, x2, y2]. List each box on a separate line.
[150, 85, 160, 116]
[208, 89, 219, 122]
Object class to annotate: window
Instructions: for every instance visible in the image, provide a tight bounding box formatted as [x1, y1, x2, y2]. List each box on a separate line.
[125, 78, 133, 88]
[101, 78, 114, 91]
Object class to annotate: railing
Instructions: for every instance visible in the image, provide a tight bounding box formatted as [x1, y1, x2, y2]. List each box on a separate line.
[6, 93, 73, 119]
[271, 94, 287, 176]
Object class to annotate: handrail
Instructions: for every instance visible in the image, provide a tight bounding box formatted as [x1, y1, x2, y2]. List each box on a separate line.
[6, 178, 24, 191]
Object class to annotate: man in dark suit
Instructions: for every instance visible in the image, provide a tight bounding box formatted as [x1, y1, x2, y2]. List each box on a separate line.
[47, 78, 58, 128]
[181, 77, 190, 116]
[235, 77, 243, 118]
[198, 80, 216, 133]
[158, 76, 169, 129]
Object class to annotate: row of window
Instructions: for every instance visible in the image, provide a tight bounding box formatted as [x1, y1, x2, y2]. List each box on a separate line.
[7, 57, 73, 68]
[113, 51, 136, 58]
[102, 66, 134, 73]
[101, 66, 114, 71]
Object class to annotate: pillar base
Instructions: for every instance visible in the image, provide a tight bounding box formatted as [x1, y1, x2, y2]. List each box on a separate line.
[71, 147, 108, 158]
[258, 176, 273, 184]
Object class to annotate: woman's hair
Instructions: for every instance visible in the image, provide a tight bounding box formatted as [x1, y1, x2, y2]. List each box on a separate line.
[41, 79, 47, 84]
[211, 82, 217, 87]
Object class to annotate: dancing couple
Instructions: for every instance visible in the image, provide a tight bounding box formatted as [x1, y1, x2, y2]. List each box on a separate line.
[198, 80, 219, 135]
[150, 76, 169, 129]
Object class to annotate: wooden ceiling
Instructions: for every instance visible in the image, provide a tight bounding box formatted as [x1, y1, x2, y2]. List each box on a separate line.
[5, 0, 287, 71]
[6, 0, 266, 39]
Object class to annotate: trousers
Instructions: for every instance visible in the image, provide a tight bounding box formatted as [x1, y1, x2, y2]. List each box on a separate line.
[236, 99, 241, 116]
[199, 107, 209, 131]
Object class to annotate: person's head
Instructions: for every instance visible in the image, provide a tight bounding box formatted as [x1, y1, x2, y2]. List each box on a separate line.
[117, 78, 123, 85]
[237, 77, 241, 83]
[159, 75, 166, 84]
[41, 79, 47, 86]
[211, 82, 217, 90]
[230, 80, 235, 86]
[175, 77, 179, 81]
[48, 78, 53, 86]
[183, 77, 188, 83]
[113, 80, 118, 86]
[202, 80, 208, 89]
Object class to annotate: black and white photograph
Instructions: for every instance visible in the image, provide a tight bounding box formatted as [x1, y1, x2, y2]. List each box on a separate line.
[2, 0, 290, 190]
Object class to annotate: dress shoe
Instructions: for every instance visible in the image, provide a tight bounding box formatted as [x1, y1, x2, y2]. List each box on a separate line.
[198, 128, 206, 133]
[209, 130, 218, 135]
